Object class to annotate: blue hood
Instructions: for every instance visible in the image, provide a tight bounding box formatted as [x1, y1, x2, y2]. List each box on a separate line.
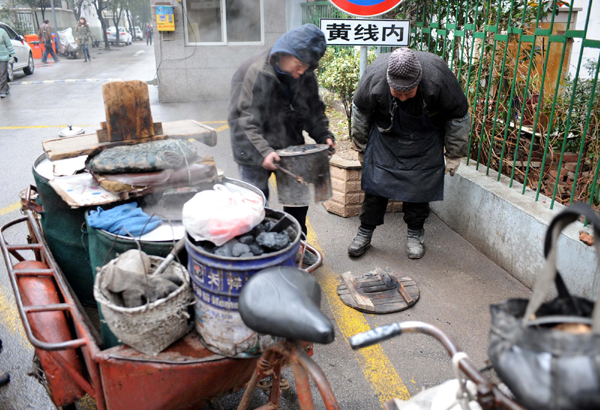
[269, 24, 327, 70]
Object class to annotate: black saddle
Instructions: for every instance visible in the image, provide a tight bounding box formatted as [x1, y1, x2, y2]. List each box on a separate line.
[239, 266, 335, 344]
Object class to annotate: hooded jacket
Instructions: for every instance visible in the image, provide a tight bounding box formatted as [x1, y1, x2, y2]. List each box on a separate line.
[229, 24, 333, 167]
[0, 28, 15, 62]
[351, 51, 470, 159]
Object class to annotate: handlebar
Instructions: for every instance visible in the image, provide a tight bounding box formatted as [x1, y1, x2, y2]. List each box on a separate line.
[351, 321, 526, 410]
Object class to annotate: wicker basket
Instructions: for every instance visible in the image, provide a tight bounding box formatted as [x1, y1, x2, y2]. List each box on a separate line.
[94, 255, 193, 356]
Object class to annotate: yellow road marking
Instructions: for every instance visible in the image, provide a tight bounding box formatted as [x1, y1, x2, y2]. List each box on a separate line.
[306, 220, 411, 405]
[0, 285, 28, 343]
[0, 125, 93, 130]
[0, 121, 228, 130]
[0, 202, 20, 216]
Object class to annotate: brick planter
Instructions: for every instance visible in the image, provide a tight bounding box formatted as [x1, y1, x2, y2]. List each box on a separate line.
[323, 154, 402, 217]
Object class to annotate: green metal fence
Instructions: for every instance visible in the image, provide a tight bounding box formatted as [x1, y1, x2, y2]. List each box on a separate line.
[303, 0, 600, 211]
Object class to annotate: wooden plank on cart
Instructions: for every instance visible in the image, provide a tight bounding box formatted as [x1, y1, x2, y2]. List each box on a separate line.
[337, 268, 420, 314]
[43, 120, 218, 161]
[102, 80, 155, 142]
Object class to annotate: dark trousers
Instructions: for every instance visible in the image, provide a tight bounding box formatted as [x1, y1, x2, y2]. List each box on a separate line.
[81, 43, 90, 60]
[238, 165, 308, 236]
[0, 61, 8, 94]
[359, 193, 430, 231]
[41, 40, 59, 63]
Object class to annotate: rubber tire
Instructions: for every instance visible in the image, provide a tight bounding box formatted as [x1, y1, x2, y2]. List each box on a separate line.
[23, 53, 34, 75]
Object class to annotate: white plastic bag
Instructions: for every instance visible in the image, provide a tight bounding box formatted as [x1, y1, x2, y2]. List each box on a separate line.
[182, 184, 265, 246]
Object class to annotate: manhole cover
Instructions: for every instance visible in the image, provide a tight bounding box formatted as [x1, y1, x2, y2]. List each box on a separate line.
[337, 268, 420, 314]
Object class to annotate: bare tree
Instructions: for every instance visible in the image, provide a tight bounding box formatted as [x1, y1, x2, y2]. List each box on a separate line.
[109, 0, 126, 46]
[90, 0, 110, 49]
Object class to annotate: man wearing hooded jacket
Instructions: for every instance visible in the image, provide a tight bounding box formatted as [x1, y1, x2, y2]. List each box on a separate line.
[348, 48, 470, 259]
[229, 24, 335, 238]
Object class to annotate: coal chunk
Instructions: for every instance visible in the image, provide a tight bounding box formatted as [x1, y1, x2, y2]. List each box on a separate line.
[256, 232, 291, 251]
[249, 243, 264, 256]
[232, 243, 251, 257]
[238, 234, 255, 245]
[214, 239, 239, 257]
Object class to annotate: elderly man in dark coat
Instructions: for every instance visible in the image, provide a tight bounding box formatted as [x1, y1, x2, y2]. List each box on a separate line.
[348, 48, 470, 259]
[229, 23, 335, 239]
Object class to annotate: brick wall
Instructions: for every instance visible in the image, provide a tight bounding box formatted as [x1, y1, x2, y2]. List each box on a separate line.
[323, 155, 402, 217]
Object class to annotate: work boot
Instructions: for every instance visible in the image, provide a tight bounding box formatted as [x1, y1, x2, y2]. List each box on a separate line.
[407, 228, 425, 259]
[348, 226, 374, 257]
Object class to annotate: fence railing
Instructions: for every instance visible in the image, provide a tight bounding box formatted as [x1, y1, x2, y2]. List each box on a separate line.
[303, 0, 600, 211]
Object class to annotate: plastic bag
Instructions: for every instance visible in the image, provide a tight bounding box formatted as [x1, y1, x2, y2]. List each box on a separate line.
[182, 184, 265, 246]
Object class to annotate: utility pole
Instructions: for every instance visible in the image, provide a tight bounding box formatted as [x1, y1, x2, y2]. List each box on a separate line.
[49, 0, 59, 33]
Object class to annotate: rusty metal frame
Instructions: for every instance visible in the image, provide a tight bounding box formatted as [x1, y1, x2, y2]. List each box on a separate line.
[237, 340, 339, 410]
[0, 211, 107, 410]
[298, 241, 322, 274]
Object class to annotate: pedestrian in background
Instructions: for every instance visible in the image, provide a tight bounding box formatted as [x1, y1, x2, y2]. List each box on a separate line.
[76, 17, 91, 62]
[146, 25, 153, 45]
[0, 26, 15, 98]
[347, 48, 470, 260]
[39, 19, 59, 63]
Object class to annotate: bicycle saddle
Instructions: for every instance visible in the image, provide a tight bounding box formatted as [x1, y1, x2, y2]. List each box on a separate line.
[239, 266, 335, 344]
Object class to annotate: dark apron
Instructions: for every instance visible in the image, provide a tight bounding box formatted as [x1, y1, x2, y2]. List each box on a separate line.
[361, 95, 445, 203]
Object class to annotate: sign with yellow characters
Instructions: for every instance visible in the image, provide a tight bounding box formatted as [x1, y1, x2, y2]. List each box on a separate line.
[156, 6, 175, 31]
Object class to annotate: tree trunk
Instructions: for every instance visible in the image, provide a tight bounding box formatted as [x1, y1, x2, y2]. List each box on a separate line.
[92, 0, 110, 49]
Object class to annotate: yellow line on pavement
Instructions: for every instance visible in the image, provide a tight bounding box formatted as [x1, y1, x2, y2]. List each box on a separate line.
[0, 285, 28, 343]
[1, 121, 228, 130]
[0, 125, 92, 130]
[306, 220, 411, 405]
[0, 202, 20, 216]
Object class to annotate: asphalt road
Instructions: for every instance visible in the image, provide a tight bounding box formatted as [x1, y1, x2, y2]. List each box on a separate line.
[0, 41, 530, 410]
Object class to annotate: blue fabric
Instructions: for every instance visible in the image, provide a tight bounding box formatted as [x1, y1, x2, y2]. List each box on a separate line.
[269, 24, 326, 70]
[87, 202, 161, 236]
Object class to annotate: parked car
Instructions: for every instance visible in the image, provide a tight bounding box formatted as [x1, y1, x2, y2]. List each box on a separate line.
[106, 26, 132, 45]
[133, 26, 143, 41]
[0, 22, 34, 81]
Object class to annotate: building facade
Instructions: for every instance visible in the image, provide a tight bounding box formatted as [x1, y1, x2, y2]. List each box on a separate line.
[151, 0, 303, 102]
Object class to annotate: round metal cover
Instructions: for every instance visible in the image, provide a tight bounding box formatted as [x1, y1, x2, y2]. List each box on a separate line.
[59, 125, 85, 138]
[337, 267, 420, 314]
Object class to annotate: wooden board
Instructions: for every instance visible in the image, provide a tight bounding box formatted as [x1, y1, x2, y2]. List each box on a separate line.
[337, 268, 420, 314]
[102, 80, 154, 142]
[43, 120, 218, 161]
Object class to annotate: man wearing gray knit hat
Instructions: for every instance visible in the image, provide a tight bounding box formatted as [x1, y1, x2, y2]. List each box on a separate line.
[348, 47, 470, 259]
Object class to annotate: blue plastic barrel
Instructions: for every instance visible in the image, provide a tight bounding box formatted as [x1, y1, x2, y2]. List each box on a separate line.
[186, 208, 300, 357]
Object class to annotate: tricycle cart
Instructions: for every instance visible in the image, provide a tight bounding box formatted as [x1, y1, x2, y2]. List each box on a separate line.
[0, 209, 322, 409]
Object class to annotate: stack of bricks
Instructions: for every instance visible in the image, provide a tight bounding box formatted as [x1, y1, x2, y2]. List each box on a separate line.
[323, 155, 402, 217]
[548, 152, 594, 195]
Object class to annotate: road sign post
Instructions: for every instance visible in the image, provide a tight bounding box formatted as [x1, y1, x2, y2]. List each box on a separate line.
[328, 0, 404, 17]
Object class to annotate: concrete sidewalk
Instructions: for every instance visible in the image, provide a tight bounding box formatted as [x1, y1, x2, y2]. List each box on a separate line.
[0, 45, 531, 409]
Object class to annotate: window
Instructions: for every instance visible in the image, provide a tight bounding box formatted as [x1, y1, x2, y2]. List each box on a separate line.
[184, 0, 263, 45]
[1, 24, 19, 40]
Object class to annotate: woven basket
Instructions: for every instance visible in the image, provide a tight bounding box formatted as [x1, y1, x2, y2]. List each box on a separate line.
[94, 255, 193, 356]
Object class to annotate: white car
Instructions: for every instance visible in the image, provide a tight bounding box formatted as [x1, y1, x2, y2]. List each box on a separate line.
[0, 22, 34, 81]
[106, 26, 132, 45]
[133, 26, 143, 41]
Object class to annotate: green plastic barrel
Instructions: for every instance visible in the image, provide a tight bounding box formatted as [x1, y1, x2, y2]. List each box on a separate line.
[33, 154, 96, 305]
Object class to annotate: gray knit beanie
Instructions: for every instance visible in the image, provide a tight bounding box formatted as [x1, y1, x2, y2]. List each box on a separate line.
[387, 48, 422, 92]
